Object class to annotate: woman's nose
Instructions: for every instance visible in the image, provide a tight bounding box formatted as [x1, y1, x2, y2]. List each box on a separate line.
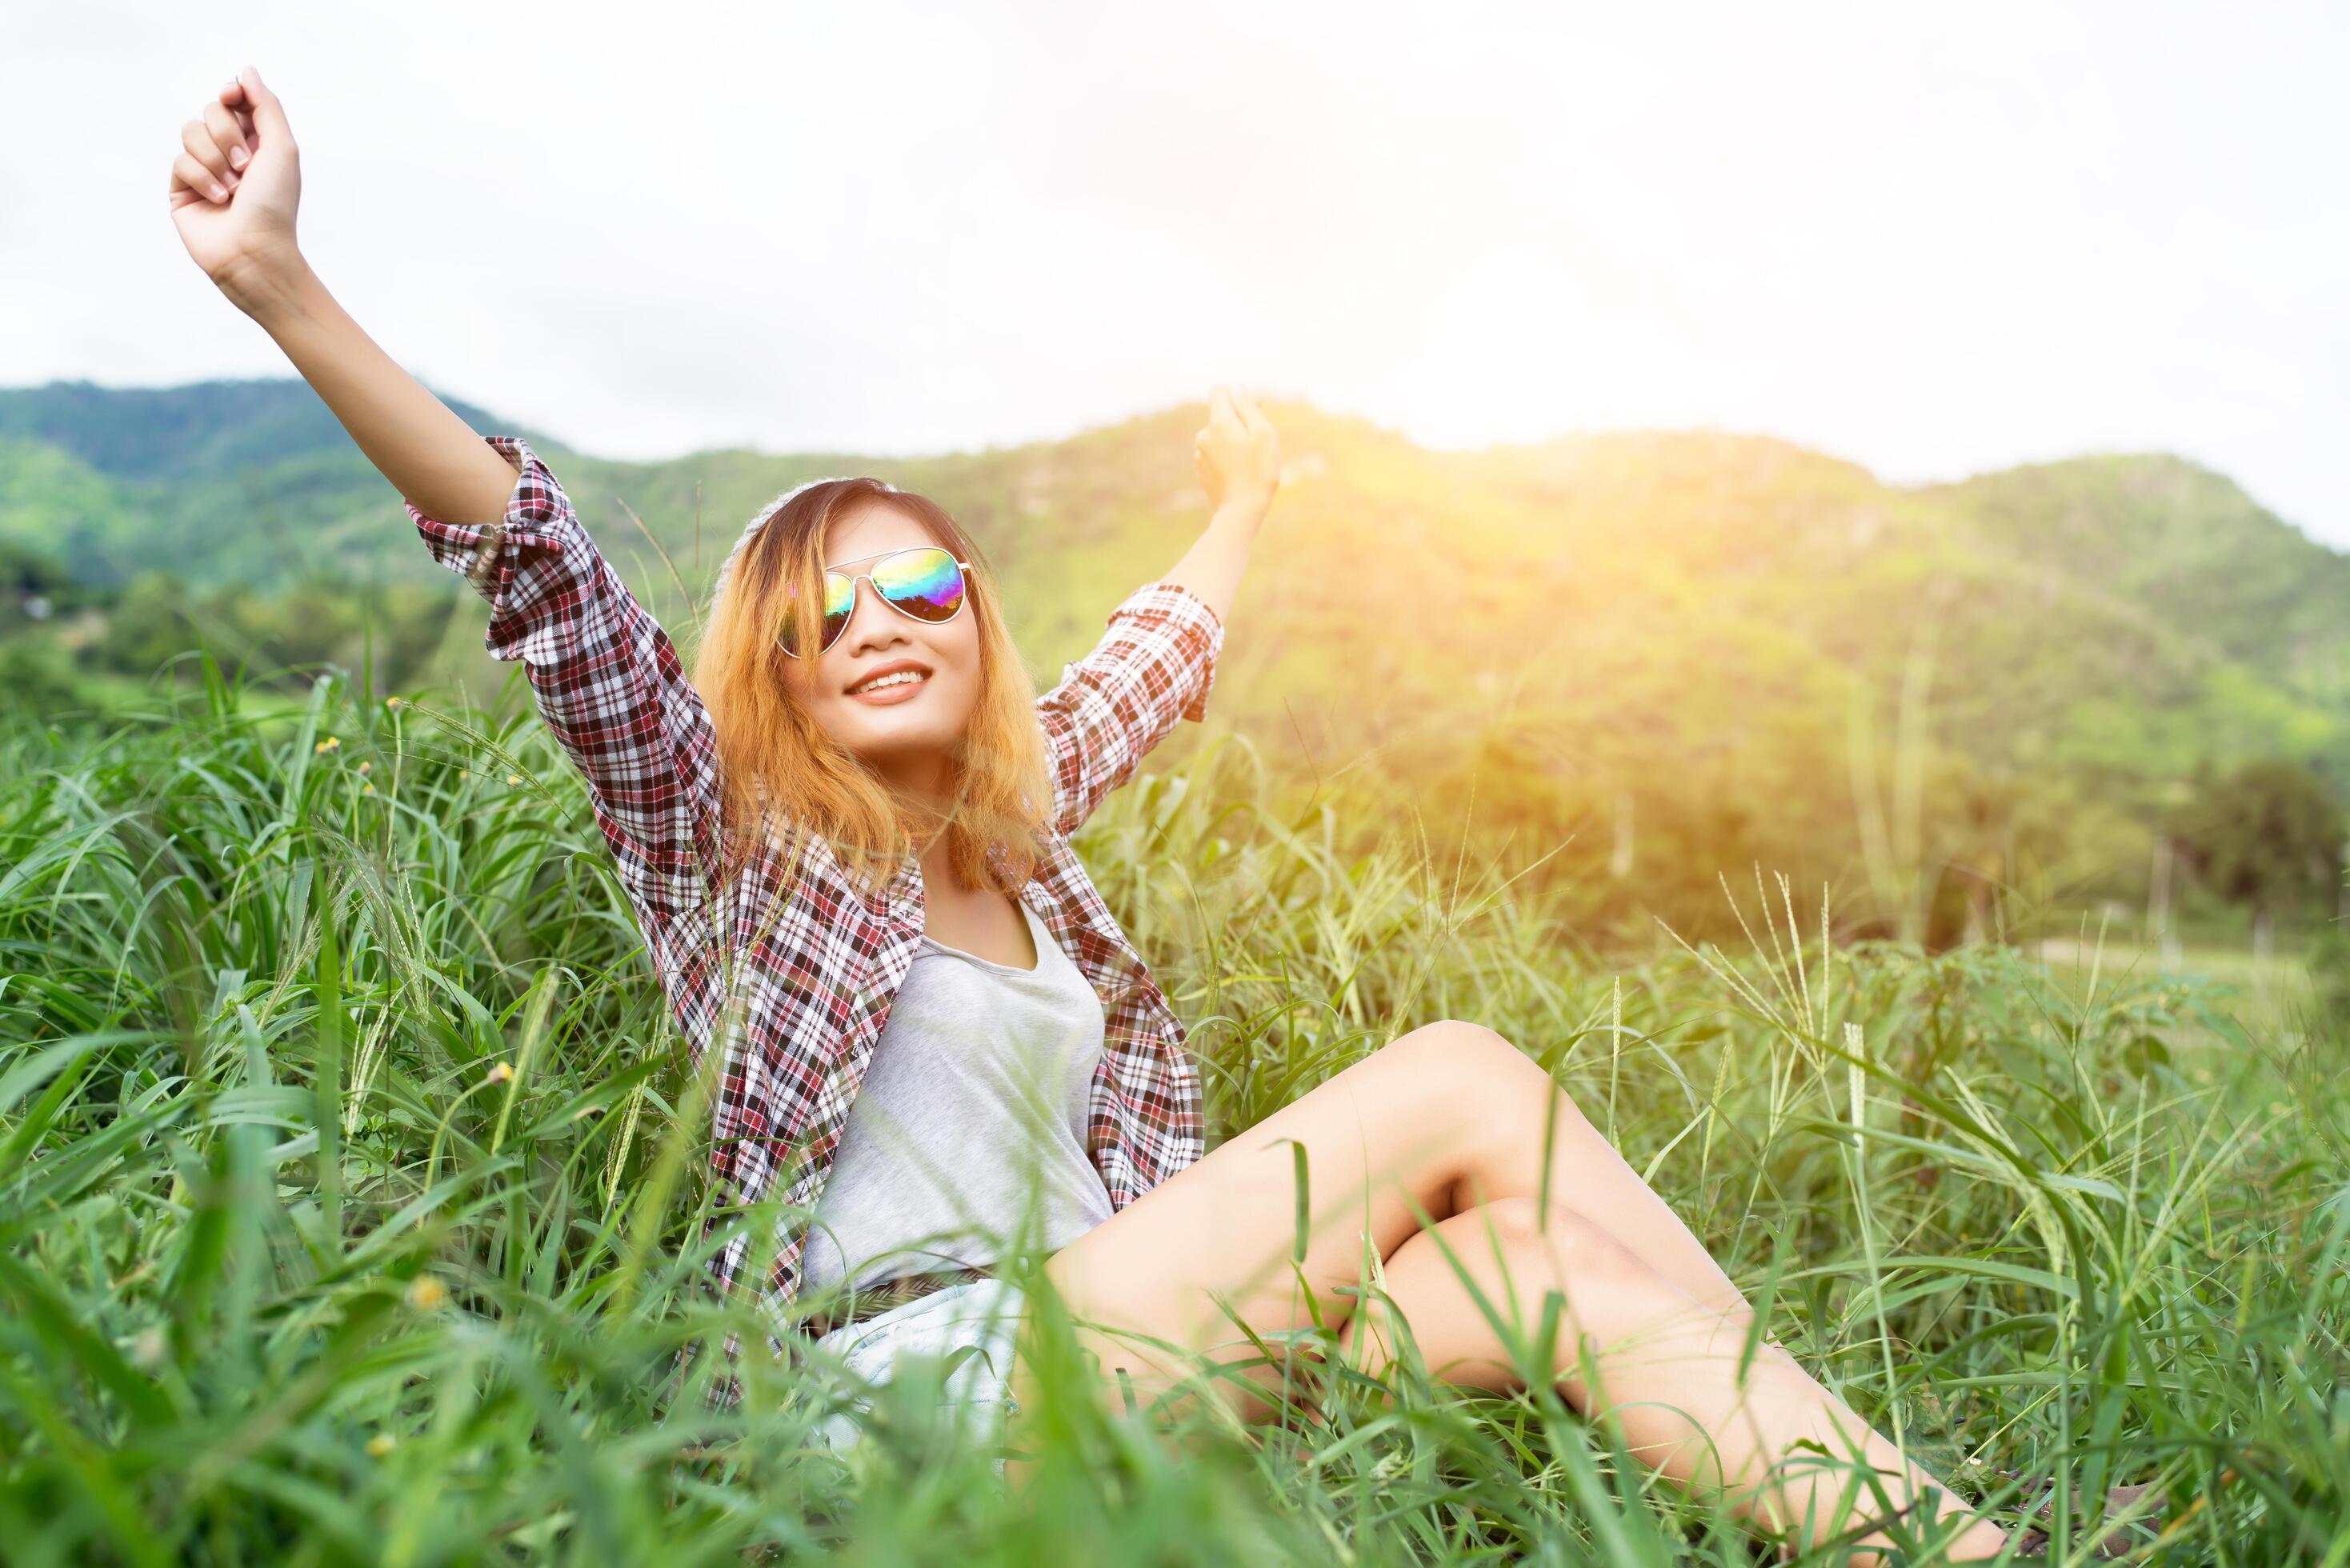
[842, 577, 904, 649]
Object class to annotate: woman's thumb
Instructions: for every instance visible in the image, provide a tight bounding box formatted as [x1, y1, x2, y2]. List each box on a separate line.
[238, 65, 293, 142]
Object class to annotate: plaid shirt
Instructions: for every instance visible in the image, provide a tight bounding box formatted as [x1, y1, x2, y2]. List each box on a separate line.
[407, 436, 1220, 1369]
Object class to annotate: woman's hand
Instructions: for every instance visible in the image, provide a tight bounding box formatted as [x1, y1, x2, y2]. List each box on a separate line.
[1194, 385, 1281, 523]
[168, 66, 304, 314]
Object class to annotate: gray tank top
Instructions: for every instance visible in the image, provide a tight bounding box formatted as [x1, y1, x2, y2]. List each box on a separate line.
[798, 895, 1115, 1294]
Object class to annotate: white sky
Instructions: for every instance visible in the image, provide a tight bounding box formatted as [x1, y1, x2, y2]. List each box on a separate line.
[6, 1, 2347, 539]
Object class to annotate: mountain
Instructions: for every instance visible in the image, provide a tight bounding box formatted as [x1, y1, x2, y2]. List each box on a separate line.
[0, 377, 529, 482]
[1939, 454, 2350, 702]
[1, 377, 2340, 941]
[0, 379, 538, 587]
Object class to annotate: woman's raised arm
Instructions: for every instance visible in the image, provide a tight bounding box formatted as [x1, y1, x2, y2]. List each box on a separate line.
[1156, 384, 1280, 626]
[1033, 388, 1279, 835]
[168, 66, 728, 962]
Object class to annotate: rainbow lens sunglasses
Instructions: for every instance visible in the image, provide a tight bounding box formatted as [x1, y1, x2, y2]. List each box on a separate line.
[778, 544, 974, 658]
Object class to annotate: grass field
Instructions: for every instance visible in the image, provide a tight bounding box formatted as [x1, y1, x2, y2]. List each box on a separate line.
[2, 667, 2345, 1564]
[2029, 934, 2320, 1035]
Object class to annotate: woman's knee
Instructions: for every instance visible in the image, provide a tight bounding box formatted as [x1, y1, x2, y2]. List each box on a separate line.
[1383, 1018, 1554, 1098]
[1461, 1197, 1660, 1296]
[1383, 1021, 1599, 1157]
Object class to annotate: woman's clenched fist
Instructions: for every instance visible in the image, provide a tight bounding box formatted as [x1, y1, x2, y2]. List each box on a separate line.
[167, 66, 303, 310]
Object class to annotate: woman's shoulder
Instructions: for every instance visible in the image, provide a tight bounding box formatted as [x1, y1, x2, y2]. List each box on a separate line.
[719, 812, 917, 922]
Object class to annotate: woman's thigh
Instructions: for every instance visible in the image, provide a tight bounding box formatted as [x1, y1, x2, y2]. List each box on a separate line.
[1015, 1019, 1538, 1423]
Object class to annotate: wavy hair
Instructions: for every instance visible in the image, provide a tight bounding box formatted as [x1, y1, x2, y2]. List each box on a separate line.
[691, 478, 1055, 899]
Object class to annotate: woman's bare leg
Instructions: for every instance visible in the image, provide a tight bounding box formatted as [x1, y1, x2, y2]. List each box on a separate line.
[1001, 1021, 2004, 1552]
[1024, 1021, 1759, 1426]
[1336, 1198, 2010, 1562]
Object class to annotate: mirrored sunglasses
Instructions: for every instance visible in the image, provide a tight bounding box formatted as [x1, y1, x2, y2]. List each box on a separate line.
[779, 545, 972, 658]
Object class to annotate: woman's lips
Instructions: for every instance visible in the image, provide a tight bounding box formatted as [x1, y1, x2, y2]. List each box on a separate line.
[848, 675, 928, 706]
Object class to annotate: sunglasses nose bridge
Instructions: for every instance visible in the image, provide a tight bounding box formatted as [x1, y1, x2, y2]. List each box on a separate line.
[861, 570, 903, 616]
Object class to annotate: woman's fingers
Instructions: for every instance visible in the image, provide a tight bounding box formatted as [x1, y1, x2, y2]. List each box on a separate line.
[234, 66, 298, 159]
[168, 153, 214, 207]
[215, 79, 252, 142]
[222, 76, 262, 161]
[180, 117, 238, 194]
[172, 147, 232, 204]
[203, 98, 251, 172]
[1210, 384, 1275, 437]
[168, 66, 306, 293]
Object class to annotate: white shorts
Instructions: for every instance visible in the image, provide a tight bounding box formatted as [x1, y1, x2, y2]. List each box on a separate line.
[805, 1276, 1029, 1478]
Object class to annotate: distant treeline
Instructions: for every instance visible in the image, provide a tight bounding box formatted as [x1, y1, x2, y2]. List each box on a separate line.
[4, 378, 2347, 953]
[1, 537, 453, 708]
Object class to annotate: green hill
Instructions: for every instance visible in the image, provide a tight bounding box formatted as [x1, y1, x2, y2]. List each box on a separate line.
[0, 377, 2339, 944]
[0, 379, 529, 586]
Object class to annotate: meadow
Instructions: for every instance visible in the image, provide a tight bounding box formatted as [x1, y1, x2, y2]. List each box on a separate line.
[2, 665, 2344, 1565]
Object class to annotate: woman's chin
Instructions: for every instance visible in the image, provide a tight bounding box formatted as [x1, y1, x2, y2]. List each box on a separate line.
[842, 726, 951, 771]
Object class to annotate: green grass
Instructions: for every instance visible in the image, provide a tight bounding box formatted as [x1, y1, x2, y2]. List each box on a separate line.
[2, 664, 2346, 1564]
[2030, 934, 2321, 1042]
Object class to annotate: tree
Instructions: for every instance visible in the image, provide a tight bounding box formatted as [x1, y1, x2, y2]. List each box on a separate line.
[2169, 759, 2345, 954]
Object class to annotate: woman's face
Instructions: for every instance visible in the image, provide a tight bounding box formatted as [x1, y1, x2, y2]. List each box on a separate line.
[779, 499, 983, 795]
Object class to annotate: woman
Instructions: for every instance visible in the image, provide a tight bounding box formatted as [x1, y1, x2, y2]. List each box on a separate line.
[167, 66, 2013, 1561]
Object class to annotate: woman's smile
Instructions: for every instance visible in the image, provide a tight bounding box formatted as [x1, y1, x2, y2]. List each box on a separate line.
[843, 654, 938, 706]
[850, 673, 929, 706]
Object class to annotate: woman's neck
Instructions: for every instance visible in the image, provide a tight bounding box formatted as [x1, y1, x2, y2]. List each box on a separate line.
[916, 830, 965, 895]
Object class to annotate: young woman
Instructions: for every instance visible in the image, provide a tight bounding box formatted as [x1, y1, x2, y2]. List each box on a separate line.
[167, 66, 2014, 1561]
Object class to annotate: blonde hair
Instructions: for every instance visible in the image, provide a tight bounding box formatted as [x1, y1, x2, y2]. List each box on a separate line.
[692, 477, 1055, 898]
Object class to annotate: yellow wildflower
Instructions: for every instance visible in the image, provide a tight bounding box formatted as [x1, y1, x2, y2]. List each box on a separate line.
[404, 1276, 448, 1312]
[366, 1434, 396, 1458]
[486, 1061, 514, 1085]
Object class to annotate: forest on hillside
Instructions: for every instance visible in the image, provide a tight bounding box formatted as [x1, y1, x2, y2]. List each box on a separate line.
[3, 377, 2344, 959]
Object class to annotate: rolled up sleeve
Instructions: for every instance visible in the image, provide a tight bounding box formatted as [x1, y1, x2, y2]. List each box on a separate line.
[406, 435, 727, 942]
[1035, 580, 1225, 837]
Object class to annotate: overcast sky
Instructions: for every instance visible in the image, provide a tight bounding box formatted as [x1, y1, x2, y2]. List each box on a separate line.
[7, 1, 2347, 539]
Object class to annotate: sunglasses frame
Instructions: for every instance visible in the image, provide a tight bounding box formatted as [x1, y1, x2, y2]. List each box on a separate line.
[777, 544, 976, 659]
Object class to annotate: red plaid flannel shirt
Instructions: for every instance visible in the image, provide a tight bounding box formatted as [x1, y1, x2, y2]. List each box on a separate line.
[407, 437, 1220, 1367]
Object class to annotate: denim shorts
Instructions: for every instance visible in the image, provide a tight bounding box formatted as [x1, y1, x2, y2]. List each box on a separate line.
[805, 1276, 1029, 1478]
